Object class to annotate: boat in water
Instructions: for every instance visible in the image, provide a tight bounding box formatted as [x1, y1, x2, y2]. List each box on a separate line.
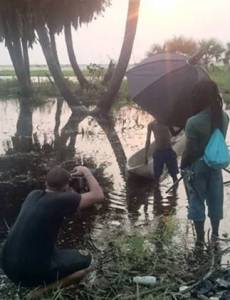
[126, 134, 186, 179]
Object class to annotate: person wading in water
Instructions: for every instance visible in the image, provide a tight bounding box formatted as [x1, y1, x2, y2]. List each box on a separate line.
[145, 120, 179, 187]
[181, 80, 229, 250]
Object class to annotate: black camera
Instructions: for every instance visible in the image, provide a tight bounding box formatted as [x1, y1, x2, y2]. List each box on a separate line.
[69, 175, 88, 193]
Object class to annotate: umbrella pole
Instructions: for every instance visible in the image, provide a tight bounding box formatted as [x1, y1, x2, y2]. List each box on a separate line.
[224, 168, 230, 175]
[165, 176, 183, 194]
[224, 180, 230, 185]
[164, 167, 230, 195]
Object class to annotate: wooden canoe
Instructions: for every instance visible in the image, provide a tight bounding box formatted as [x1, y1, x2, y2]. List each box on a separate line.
[126, 134, 186, 179]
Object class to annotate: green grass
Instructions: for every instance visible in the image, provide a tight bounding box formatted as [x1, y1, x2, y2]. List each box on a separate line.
[0, 68, 75, 78]
[0, 64, 105, 78]
[0, 79, 59, 104]
[0, 64, 229, 106]
[0, 217, 222, 300]
[208, 65, 230, 103]
[76, 218, 195, 300]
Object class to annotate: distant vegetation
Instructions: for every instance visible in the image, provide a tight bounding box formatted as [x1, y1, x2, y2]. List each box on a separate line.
[209, 65, 230, 103]
[147, 36, 230, 65]
[0, 64, 105, 78]
[146, 36, 230, 103]
[0, 68, 74, 78]
[0, 64, 130, 108]
[1, 63, 229, 105]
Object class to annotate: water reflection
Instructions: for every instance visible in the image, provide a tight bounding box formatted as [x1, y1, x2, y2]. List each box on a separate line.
[0, 99, 180, 242]
[6, 98, 33, 153]
[0, 98, 215, 248]
[0, 99, 128, 245]
[153, 187, 178, 217]
[126, 176, 153, 224]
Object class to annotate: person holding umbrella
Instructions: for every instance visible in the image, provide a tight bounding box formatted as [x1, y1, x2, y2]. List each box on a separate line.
[145, 120, 179, 187]
[181, 80, 229, 249]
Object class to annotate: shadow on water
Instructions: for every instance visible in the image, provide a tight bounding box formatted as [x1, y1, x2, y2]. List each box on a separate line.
[0, 98, 183, 248]
[2, 99, 230, 300]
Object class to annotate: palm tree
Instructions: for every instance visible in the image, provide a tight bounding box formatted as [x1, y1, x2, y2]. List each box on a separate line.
[36, 22, 80, 107]
[96, 0, 141, 115]
[0, 1, 34, 99]
[64, 21, 89, 88]
[33, 0, 111, 107]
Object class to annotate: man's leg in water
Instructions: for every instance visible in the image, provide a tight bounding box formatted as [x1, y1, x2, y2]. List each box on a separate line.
[183, 162, 207, 250]
[153, 150, 164, 187]
[206, 169, 223, 245]
[165, 149, 179, 183]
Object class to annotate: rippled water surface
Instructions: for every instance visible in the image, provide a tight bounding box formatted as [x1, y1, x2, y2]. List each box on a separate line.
[1, 99, 230, 252]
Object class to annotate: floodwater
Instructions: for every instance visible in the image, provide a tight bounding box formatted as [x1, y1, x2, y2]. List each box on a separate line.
[0, 76, 77, 83]
[1, 98, 230, 252]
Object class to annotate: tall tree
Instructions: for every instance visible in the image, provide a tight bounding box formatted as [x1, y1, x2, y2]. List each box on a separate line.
[97, 0, 141, 115]
[199, 38, 225, 65]
[147, 36, 198, 57]
[0, 1, 34, 99]
[164, 36, 198, 56]
[64, 22, 89, 88]
[36, 22, 80, 107]
[32, 0, 111, 107]
[62, 0, 111, 88]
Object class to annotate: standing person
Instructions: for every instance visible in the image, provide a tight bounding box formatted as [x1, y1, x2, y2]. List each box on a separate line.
[181, 80, 229, 248]
[1, 166, 104, 287]
[145, 120, 179, 186]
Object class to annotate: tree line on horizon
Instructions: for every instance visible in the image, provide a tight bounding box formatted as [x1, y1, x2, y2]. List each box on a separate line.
[147, 36, 230, 66]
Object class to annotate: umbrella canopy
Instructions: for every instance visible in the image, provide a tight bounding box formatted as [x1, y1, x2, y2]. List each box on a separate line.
[127, 53, 210, 127]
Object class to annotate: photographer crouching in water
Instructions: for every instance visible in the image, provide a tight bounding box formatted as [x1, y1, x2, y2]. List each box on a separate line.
[1, 165, 104, 288]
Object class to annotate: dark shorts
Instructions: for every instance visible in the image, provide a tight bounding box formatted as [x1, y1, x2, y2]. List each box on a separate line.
[3, 249, 92, 287]
[153, 148, 178, 179]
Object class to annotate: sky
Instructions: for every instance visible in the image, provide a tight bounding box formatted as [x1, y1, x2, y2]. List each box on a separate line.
[0, 0, 229, 65]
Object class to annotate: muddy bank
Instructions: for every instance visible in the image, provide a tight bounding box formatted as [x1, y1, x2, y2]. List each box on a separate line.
[1, 223, 230, 299]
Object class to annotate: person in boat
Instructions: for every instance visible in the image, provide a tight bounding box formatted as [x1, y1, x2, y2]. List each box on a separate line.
[145, 120, 179, 186]
[1, 166, 104, 287]
[181, 80, 229, 248]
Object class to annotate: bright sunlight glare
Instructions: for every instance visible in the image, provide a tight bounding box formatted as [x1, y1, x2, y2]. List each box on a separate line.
[143, 0, 176, 13]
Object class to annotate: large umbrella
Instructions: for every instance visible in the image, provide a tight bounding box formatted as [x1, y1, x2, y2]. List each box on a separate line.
[126, 53, 210, 127]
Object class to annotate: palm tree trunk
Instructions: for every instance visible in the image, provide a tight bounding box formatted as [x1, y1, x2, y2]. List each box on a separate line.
[49, 27, 61, 68]
[3, 17, 32, 98]
[36, 24, 80, 107]
[14, 97, 33, 152]
[64, 22, 89, 88]
[97, 0, 141, 114]
[6, 39, 32, 97]
[22, 37, 32, 88]
[95, 115, 126, 177]
[54, 97, 64, 137]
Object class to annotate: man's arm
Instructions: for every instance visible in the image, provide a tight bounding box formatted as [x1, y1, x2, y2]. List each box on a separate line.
[181, 137, 198, 169]
[72, 166, 104, 209]
[180, 121, 199, 169]
[145, 122, 152, 164]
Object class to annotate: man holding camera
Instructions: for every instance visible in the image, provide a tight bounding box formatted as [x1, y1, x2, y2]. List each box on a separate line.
[1, 165, 104, 287]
